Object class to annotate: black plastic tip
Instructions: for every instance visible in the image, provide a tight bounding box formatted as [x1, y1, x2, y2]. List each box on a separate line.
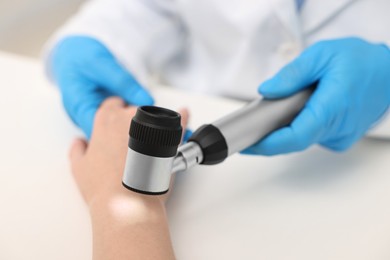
[129, 106, 182, 158]
[189, 124, 228, 165]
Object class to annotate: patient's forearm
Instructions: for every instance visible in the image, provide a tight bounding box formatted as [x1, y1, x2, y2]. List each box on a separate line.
[90, 195, 175, 260]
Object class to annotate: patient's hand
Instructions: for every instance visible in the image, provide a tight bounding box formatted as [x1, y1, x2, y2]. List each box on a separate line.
[69, 97, 188, 260]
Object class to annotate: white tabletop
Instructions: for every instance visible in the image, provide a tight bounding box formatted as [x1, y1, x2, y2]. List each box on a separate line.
[1, 51, 390, 260]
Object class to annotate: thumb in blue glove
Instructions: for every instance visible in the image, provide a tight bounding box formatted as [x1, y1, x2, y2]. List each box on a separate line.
[51, 36, 154, 138]
[243, 37, 390, 156]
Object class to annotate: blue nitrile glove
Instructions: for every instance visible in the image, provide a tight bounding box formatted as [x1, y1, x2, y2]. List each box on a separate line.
[243, 37, 390, 156]
[51, 36, 154, 138]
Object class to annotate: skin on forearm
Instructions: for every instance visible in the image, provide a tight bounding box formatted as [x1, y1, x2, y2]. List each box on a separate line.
[90, 193, 175, 260]
[69, 99, 188, 259]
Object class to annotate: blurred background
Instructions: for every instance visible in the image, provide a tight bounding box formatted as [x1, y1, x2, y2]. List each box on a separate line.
[0, 0, 83, 57]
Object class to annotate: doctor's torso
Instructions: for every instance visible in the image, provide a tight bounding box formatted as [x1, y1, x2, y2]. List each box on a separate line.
[156, 0, 390, 99]
[53, 0, 390, 100]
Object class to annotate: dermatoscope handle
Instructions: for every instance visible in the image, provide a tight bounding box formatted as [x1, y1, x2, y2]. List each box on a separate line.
[188, 87, 314, 165]
[216, 88, 313, 155]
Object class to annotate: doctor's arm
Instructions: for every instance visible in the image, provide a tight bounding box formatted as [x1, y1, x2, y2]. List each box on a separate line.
[244, 37, 390, 156]
[48, 0, 185, 137]
[69, 97, 188, 259]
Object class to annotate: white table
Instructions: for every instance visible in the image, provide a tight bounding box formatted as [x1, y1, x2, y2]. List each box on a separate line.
[1, 51, 390, 260]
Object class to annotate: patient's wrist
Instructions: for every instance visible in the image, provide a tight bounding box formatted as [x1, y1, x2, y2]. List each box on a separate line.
[89, 193, 167, 226]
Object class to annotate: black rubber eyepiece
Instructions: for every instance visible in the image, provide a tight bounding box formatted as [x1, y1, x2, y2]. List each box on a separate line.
[129, 106, 182, 157]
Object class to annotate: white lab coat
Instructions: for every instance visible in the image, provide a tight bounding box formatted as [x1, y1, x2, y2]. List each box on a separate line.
[46, 0, 390, 137]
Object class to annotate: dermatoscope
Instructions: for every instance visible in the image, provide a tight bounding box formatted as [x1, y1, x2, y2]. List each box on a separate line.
[122, 88, 313, 195]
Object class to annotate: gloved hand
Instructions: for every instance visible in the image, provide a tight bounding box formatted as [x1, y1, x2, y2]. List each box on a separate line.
[243, 37, 390, 156]
[51, 36, 154, 138]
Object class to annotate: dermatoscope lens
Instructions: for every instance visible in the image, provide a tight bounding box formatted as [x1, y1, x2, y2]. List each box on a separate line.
[129, 106, 183, 157]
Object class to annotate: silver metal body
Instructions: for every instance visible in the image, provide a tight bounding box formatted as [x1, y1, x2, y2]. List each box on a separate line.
[123, 88, 311, 194]
[214, 89, 311, 155]
[122, 148, 174, 193]
[172, 142, 204, 173]
[122, 142, 203, 194]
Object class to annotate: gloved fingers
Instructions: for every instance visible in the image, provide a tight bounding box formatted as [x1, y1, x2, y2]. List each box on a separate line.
[320, 138, 354, 152]
[61, 78, 111, 138]
[320, 122, 370, 152]
[259, 43, 329, 99]
[53, 36, 153, 106]
[83, 55, 154, 106]
[243, 78, 333, 156]
[183, 129, 193, 142]
[74, 98, 107, 139]
[307, 77, 359, 147]
[241, 105, 325, 156]
[320, 132, 362, 152]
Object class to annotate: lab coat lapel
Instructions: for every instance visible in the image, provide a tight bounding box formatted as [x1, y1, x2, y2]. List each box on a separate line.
[270, 0, 301, 40]
[302, 0, 357, 34]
